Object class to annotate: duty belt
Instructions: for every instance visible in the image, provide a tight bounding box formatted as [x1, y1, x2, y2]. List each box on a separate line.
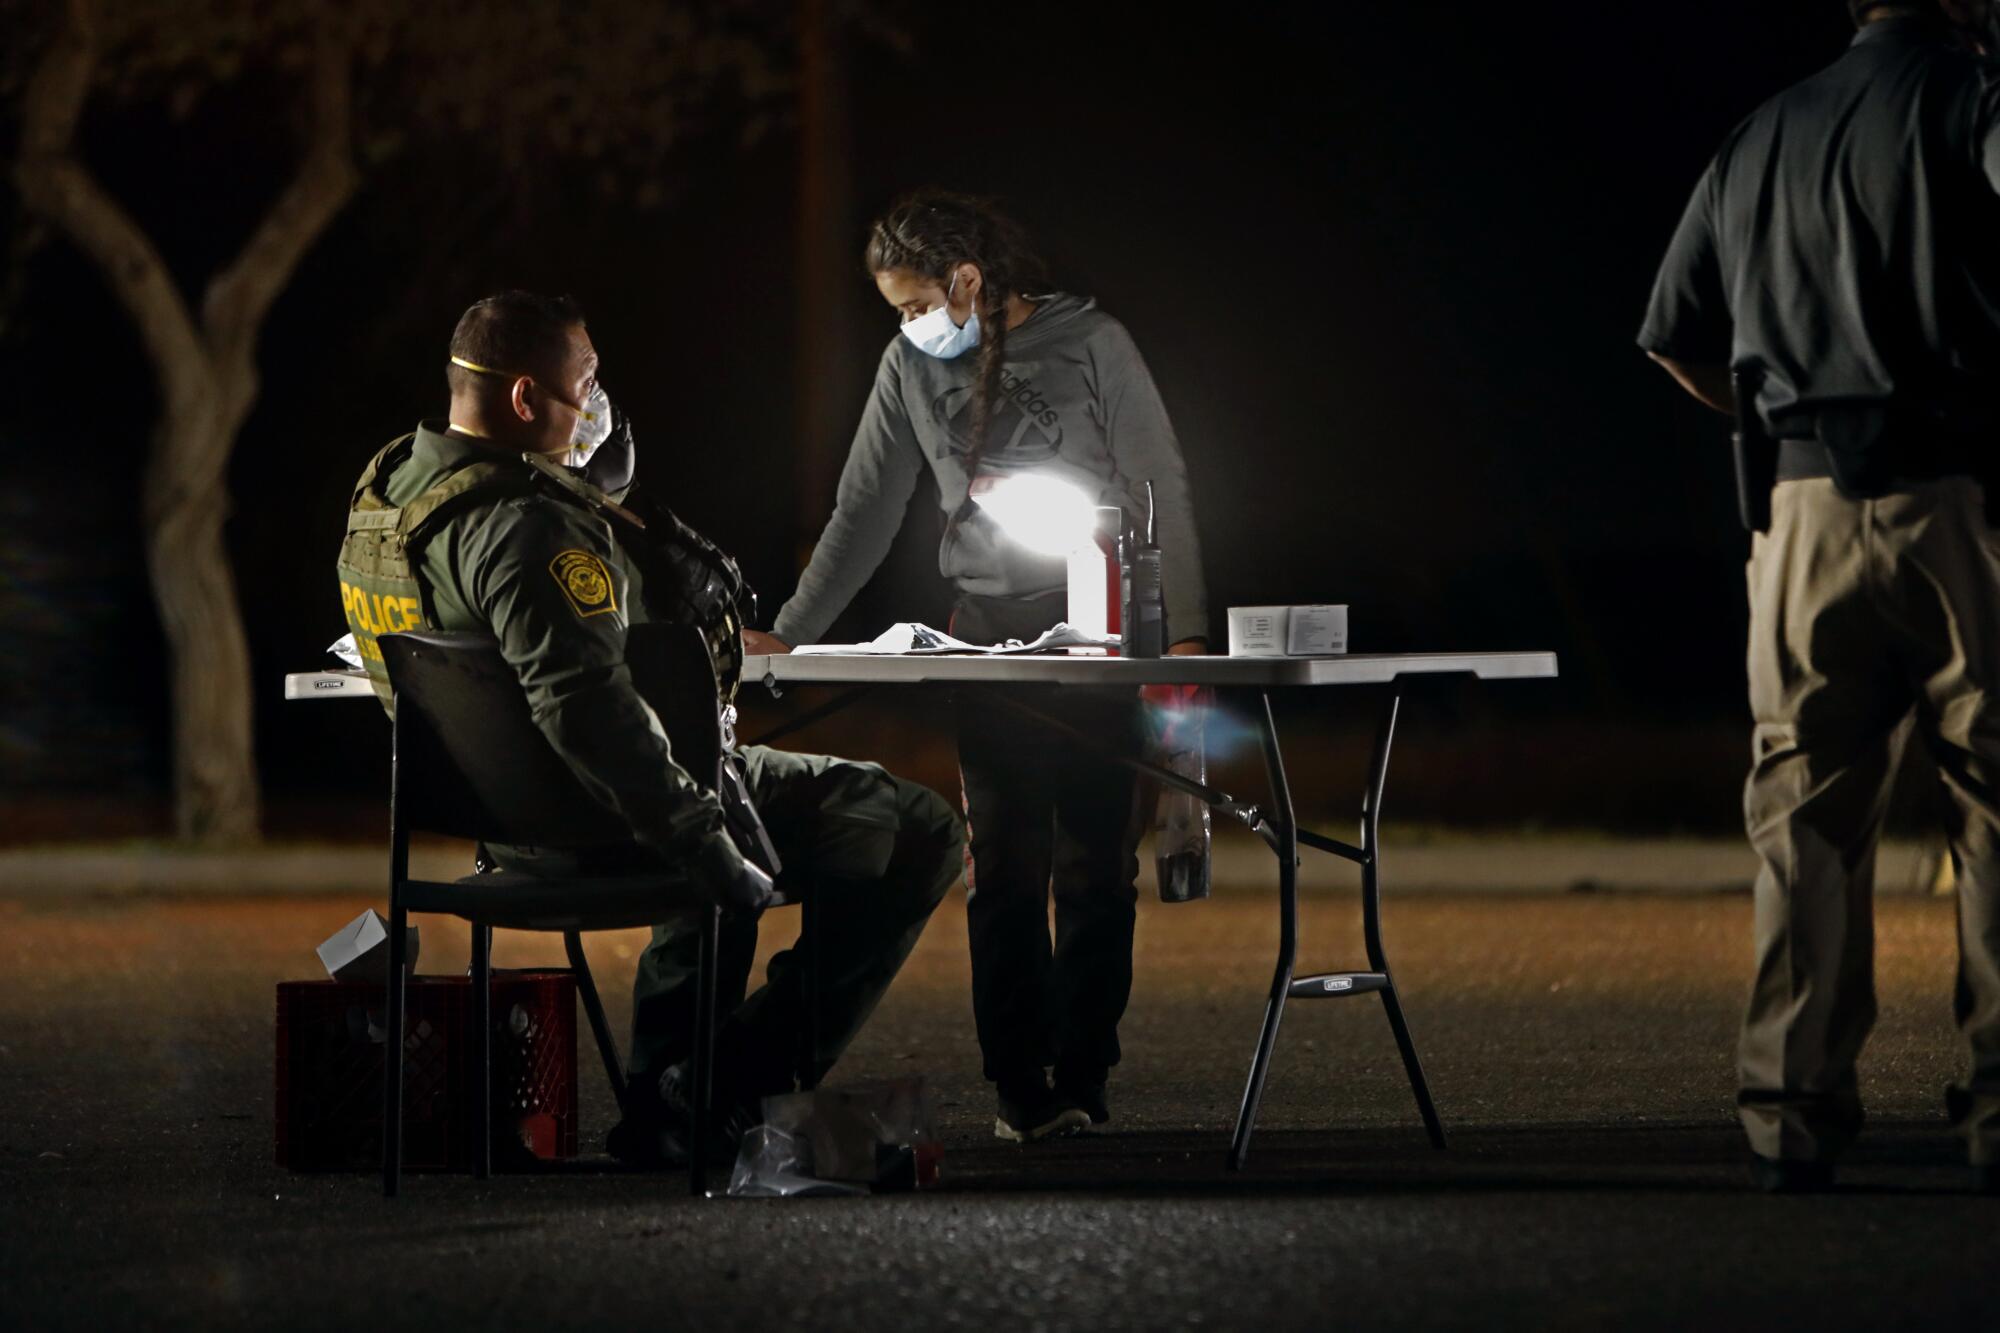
[1775, 438, 1982, 491]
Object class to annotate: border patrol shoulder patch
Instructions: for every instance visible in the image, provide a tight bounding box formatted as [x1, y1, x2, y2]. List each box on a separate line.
[550, 548, 619, 618]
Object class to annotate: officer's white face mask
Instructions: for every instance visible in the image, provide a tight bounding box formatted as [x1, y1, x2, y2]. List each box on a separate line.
[567, 383, 613, 462]
[900, 273, 981, 360]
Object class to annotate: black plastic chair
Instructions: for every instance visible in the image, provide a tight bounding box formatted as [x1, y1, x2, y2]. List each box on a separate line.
[378, 623, 752, 1199]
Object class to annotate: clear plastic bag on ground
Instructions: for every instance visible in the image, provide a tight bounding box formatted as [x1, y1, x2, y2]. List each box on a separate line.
[725, 1126, 864, 1198]
[725, 1078, 941, 1198]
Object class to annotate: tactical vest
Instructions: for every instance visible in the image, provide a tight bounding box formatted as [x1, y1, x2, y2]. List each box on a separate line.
[335, 434, 536, 706]
[335, 434, 753, 707]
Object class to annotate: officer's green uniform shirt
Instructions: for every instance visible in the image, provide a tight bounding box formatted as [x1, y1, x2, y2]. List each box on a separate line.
[386, 421, 729, 857]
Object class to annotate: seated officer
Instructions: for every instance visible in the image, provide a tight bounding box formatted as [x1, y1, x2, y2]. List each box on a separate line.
[336, 290, 963, 1163]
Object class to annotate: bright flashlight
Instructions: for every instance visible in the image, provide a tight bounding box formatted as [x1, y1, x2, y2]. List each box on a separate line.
[967, 473, 1099, 556]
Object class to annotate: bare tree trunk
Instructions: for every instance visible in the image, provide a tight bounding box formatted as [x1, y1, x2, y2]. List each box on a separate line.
[142, 377, 262, 841]
[15, 0, 357, 842]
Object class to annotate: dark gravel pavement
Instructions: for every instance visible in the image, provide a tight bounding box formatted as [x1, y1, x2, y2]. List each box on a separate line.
[1, 884, 1992, 1330]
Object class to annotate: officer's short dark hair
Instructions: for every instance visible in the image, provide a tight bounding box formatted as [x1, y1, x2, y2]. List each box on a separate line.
[1849, 0, 1943, 25]
[447, 290, 586, 394]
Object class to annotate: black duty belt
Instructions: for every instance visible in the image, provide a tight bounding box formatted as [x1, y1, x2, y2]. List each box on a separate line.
[1775, 438, 1981, 490]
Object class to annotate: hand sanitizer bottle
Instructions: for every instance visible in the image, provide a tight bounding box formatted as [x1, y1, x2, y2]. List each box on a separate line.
[1066, 507, 1124, 649]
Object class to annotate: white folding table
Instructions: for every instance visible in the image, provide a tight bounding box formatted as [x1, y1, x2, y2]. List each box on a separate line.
[741, 650, 1559, 1168]
[287, 649, 1560, 1166]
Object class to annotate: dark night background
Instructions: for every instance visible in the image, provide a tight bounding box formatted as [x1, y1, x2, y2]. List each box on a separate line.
[0, 2, 1879, 835]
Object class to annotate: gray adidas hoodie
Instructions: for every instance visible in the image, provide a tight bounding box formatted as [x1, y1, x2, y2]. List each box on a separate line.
[773, 293, 1208, 646]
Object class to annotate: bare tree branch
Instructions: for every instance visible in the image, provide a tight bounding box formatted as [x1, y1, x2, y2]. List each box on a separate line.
[201, 24, 359, 363]
[12, 0, 205, 401]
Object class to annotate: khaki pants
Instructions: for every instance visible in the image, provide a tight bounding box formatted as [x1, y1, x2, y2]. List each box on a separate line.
[1741, 477, 2000, 1164]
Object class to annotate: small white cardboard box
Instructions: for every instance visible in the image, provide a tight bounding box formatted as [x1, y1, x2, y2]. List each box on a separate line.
[1227, 604, 1350, 657]
[1285, 605, 1348, 656]
[316, 909, 420, 983]
[1226, 606, 1289, 656]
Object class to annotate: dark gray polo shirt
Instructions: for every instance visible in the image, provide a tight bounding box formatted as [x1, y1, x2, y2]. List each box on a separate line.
[1640, 18, 2000, 488]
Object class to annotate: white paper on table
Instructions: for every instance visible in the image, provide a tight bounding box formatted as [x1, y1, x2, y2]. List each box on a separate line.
[793, 620, 1115, 656]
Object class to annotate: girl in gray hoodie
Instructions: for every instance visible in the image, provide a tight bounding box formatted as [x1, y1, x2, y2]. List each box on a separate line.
[762, 190, 1208, 1142]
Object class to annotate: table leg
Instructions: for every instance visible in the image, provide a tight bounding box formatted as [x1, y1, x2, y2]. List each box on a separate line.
[1228, 692, 1298, 1170]
[931, 682, 1445, 1163]
[1360, 693, 1448, 1149]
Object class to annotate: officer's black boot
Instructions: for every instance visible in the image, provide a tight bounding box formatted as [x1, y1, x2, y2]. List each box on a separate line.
[606, 1060, 763, 1169]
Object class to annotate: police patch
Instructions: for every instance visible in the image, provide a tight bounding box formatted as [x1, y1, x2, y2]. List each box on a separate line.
[550, 549, 618, 618]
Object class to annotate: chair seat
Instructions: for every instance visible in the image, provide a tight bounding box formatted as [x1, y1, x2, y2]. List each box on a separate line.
[399, 869, 717, 931]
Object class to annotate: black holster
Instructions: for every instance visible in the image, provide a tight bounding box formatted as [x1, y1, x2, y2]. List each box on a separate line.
[1732, 368, 1776, 534]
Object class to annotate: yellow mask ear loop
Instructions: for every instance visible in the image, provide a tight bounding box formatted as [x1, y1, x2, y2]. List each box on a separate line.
[451, 355, 515, 378]
[450, 356, 584, 413]
[448, 357, 514, 437]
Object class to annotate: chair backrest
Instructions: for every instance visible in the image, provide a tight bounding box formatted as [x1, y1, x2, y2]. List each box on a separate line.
[380, 623, 722, 848]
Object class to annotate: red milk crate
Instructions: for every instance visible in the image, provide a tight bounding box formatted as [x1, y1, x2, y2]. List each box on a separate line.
[275, 970, 579, 1171]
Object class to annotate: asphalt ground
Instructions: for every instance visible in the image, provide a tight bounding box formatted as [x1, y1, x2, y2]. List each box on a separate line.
[1, 881, 1993, 1330]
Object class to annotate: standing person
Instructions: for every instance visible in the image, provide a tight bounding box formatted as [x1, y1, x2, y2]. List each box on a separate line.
[748, 190, 1209, 1141]
[1641, 1, 2000, 1193]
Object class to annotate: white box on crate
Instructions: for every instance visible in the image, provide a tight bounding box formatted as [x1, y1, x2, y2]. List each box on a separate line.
[316, 909, 420, 983]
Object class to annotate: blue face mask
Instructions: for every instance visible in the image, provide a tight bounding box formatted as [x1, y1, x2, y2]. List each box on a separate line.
[899, 273, 981, 359]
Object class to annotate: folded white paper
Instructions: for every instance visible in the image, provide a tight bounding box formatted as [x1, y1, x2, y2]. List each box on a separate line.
[794, 621, 1116, 656]
[326, 634, 364, 671]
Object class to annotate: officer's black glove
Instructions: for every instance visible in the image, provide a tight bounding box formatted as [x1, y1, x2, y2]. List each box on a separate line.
[579, 413, 636, 496]
[690, 834, 776, 915]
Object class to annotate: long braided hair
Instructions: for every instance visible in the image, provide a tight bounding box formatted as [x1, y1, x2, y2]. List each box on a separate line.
[864, 190, 1050, 482]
